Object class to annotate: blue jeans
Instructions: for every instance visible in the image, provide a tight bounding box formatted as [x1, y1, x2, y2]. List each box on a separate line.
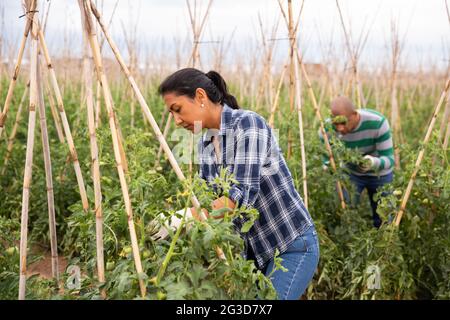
[345, 172, 393, 228]
[263, 226, 320, 300]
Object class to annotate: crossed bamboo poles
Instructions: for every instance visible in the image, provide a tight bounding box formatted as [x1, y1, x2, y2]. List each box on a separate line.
[6, 0, 447, 301]
[18, 1, 39, 300]
[5, 0, 225, 300]
[85, 0, 226, 262]
[10, 0, 91, 300]
[276, 0, 347, 210]
[155, 0, 213, 167]
[393, 77, 450, 227]
[335, 0, 367, 109]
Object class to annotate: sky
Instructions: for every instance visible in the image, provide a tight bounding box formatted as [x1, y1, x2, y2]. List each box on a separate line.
[1, 0, 449, 71]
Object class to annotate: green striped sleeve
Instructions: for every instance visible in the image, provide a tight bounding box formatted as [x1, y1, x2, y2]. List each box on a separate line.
[375, 118, 394, 170]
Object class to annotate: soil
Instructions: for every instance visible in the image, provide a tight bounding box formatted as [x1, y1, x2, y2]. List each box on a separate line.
[27, 245, 68, 280]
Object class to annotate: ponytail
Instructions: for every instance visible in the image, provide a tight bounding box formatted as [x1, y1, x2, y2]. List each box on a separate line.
[158, 68, 240, 109]
[205, 71, 240, 109]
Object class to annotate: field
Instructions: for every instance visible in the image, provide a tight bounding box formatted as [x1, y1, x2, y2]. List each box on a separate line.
[0, 0, 449, 300]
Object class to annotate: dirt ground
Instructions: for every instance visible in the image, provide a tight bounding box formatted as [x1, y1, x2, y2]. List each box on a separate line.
[27, 245, 68, 280]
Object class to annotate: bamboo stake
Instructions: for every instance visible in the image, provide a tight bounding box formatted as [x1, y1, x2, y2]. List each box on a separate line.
[105, 86, 129, 173]
[92, 2, 122, 130]
[296, 52, 346, 210]
[158, 106, 169, 130]
[438, 93, 450, 145]
[19, 0, 38, 300]
[335, 0, 366, 108]
[88, 0, 227, 261]
[255, 14, 279, 111]
[268, 61, 288, 128]
[155, 112, 173, 168]
[36, 58, 59, 282]
[442, 115, 450, 161]
[185, 0, 213, 175]
[389, 19, 404, 169]
[98, 0, 120, 51]
[280, 0, 308, 208]
[95, 80, 102, 128]
[79, 0, 146, 297]
[1, 83, 29, 175]
[278, 0, 303, 160]
[186, 0, 213, 67]
[0, 3, 33, 140]
[41, 60, 65, 143]
[431, 78, 450, 166]
[36, 19, 89, 213]
[82, 27, 105, 298]
[40, 0, 51, 34]
[89, 0, 204, 213]
[394, 77, 450, 227]
[120, 15, 138, 129]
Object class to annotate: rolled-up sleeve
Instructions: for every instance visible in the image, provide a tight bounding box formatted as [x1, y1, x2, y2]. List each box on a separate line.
[228, 114, 269, 208]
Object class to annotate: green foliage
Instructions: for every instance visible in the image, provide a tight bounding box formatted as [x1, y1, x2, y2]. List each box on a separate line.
[0, 80, 448, 300]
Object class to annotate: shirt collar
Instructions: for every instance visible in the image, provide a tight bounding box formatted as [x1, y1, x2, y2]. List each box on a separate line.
[202, 104, 234, 144]
[219, 103, 234, 136]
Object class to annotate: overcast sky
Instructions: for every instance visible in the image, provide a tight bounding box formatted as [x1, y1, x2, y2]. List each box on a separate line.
[2, 0, 450, 70]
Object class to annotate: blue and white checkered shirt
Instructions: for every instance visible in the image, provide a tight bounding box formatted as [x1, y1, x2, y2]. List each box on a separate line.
[198, 104, 314, 269]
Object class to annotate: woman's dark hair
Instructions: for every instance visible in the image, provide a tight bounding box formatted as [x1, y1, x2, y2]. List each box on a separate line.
[158, 68, 240, 109]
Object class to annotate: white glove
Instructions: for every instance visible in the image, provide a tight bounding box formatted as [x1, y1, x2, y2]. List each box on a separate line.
[359, 155, 376, 172]
[150, 208, 194, 241]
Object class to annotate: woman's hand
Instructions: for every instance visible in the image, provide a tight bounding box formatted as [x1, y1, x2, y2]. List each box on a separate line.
[211, 196, 236, 219]
[190, 196, 236, 220]
[190, 207, 209, 221]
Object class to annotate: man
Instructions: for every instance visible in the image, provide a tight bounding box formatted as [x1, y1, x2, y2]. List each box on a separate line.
[319, 96, 394, 228]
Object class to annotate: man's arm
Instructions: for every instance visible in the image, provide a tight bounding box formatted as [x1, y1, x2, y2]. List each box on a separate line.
[373, 118, 395, 170]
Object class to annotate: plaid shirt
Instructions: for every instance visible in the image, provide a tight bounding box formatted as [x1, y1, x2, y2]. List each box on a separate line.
[198, 104, 314, 269]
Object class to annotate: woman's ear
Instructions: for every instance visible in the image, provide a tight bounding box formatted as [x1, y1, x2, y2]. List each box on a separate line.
[195, 88, 207, 104]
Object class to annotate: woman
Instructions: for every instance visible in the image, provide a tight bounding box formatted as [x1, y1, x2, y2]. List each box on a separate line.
[158, 68, 319, 300]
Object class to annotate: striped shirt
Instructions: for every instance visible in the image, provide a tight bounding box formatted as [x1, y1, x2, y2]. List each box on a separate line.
[319, 108, 395, 176]
[198, 104, 314, 269]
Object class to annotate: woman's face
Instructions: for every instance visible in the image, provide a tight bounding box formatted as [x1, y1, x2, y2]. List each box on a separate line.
[163, 91, 206, 134]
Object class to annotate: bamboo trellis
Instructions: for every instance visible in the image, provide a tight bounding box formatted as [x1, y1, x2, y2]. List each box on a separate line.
[1, 82, 29, 175]
[296, 52, 347, 210]
[389, 19, 406, 169]
[86, 0, 227, 262]
[394, 77, 450, 227]
[255, 14, 279, 112]
[268, 60, 288, 128]
[0, 2, 33, 141]
[80, 11, 105, 297]
[37, 19, 90, 213]
[278, 0, 309, 209]
[15, 0, 96, 300]
[79, 0, 146, 297]
[18, 0, 43, 300]
[335, 0, 372, 108]
[155, 0, 213, 171]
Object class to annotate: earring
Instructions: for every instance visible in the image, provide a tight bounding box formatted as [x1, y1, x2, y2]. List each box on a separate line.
[201, 103, 204, 108]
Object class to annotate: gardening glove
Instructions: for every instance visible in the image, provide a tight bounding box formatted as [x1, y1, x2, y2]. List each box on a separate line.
[149, 208, 194, 241]
[359, 155, 377, 172]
